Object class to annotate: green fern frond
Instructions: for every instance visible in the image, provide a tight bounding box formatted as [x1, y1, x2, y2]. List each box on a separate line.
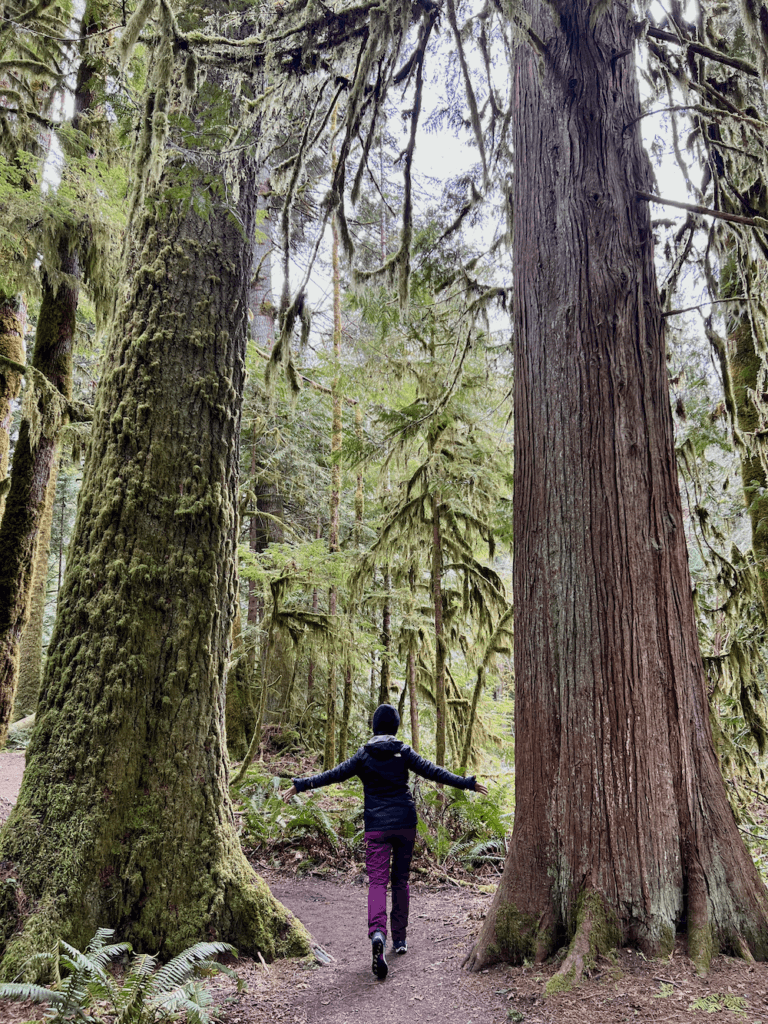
[0, 981, 66, 1005]
[150, 941, 235, 994]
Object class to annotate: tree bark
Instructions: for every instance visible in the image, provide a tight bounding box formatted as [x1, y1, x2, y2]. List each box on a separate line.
[14, 456, 59, 720]
[408, 650, 419, 753]
[722, 256, 768, 616]
[0, 295, 25, 524]
[0, 61, 309, 976]
[324, 157, 343, 770]
[0, 247, 76, 747]
[432, 493, 446, 766]
[379, 567, 392, 705]
[466, 0, 768, 976]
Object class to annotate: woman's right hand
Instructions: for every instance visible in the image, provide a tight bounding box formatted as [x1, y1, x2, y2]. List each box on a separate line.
[474, 782, 489, 796]
[281, 784, 297, 803]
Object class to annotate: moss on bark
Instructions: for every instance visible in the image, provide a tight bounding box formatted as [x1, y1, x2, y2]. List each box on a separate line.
[0, 294, 25, 523]
[0, 253, 75, 747]
[14, 456, 59, 720]
[0, 64, 310, 977]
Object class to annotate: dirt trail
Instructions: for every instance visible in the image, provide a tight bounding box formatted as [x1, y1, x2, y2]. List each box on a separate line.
[216, 871, 768, 1024]
[1, 752, 768, 1023]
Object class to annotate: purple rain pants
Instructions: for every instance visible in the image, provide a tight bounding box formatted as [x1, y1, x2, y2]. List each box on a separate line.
[365, 827, 417, 941]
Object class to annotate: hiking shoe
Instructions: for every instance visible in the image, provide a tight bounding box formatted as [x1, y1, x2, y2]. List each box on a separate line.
[371, 933, 388, 979]
[393, 940, 407, 955]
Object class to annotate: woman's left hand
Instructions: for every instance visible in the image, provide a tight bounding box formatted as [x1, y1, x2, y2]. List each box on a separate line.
[474, 782, 489, 796]
[281, 784, 298, 803]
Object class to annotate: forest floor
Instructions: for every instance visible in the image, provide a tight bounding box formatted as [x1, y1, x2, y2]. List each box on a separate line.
[1, 750, 768, 1023]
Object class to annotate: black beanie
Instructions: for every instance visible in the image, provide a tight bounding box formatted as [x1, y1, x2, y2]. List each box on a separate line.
[372, 703, 400, 735]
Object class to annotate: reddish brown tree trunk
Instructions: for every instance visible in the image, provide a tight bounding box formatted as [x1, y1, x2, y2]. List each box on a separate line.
[466, 0, 768, 975]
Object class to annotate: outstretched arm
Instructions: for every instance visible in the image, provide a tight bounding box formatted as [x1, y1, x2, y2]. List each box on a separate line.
[285, 753, 360, 799]
[405, 749, 485, 791]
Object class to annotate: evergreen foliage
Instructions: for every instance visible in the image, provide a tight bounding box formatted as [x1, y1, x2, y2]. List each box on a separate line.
[0, 928, 239, 1023]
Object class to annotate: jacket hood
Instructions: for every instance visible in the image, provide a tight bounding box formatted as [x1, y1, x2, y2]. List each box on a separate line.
[364, 735, 404, 755]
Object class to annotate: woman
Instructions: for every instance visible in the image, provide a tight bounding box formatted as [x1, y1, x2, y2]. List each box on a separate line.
[282, 703, 488, 979]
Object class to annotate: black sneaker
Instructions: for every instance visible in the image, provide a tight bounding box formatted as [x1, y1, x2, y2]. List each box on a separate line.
[393, 940, 407, 955]
[371, 933, 388, 979]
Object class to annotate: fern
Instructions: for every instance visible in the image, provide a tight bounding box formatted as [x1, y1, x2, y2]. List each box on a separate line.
[0, 931, 238, 1024]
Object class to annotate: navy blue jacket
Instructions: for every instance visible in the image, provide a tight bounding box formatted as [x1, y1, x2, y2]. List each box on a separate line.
[292, 735, 476, 831]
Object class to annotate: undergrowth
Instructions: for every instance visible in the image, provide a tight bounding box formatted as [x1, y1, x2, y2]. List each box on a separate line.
[233, 752, 512, 881]
[0, 928, 240, 1023]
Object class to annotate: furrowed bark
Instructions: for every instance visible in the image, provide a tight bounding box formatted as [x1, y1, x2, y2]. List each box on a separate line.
[466, 0, 768, 976]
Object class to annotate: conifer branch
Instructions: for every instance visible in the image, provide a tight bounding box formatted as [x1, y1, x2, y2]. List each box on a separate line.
[636, 191, 768, 231]
[644, 25, 760, 77]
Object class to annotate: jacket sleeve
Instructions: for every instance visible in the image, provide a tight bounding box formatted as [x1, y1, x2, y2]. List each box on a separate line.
[293, 752, 360, 793]
[404, 748, 476, 790]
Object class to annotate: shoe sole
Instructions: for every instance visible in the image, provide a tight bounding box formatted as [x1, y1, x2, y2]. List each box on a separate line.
[372, 938, 388, 979]
[394, 946, 407, 955]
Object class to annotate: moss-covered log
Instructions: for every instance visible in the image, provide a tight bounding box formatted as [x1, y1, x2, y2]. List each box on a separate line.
[465, 0, 768, 977]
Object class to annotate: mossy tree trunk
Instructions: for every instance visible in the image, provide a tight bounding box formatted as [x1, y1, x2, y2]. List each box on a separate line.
[0, 0, 105, 743]
[13, 457, 59, 720]
[432, 492, 446, 766]
[323, 187, 343, 770]
[0, 66, 309, 977]
[0, 247, 77, 747]
[378, 567, 392, 705]
[407, 566, 420, 752]
[466, 0, 768, 976]
[723, 257, 768, 616]
[0, 294, 25, 523]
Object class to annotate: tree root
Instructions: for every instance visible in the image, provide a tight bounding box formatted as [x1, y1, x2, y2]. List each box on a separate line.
[544, 892, 620, 997]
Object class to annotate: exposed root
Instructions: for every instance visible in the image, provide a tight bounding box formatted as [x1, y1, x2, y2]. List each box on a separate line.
[545, 892, 620, 997]
[687, 864, 714, 977]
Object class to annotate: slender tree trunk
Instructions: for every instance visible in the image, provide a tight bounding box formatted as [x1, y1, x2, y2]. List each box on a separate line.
[407, 568, 420, 752]
[408, 646, 419, 752]
[338, 660, 353, 760]
[0, 52, 308, 976]
[0, 246, 77, 746]
[368, 652, 377, 724]
[379, 567, 391, 705]
[14, 456, 59, 720]
[324, 139, 343, 769]
[324, 589, 338, 769]
[0, 0, 108, 743]
[354, 404, 363, 545]
[432, 493, 446, 766]
[307, 515, 321, 700]
[459, 665, 484, 772]
[0, 295, 25, 524]
[466, 0, 768, 976]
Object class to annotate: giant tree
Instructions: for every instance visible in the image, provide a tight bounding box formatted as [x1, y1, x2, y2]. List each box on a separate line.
[465, 0, 768, 979]
[0, 0, 326, 975]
